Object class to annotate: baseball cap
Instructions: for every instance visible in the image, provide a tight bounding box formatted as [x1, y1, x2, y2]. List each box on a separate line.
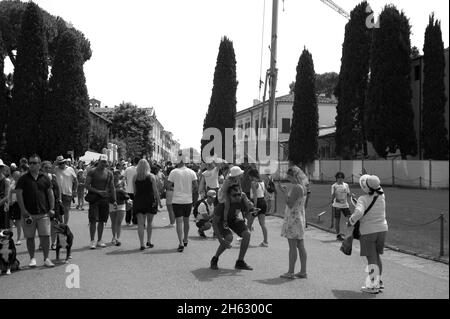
[99, 154, 108, 162]
[229, 166, 244, 178]
[206, 190, 217, 198]
[55, 155, 67, 164]
[0, 159, 5, 167]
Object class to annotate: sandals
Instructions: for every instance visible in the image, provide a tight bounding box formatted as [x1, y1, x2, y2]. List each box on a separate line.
[280, 273, 296, 279]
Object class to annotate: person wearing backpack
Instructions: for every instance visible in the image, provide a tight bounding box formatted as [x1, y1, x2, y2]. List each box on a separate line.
[195, 190, 216, 238]
[348, 174, 387, 294]
[264, 173, 276, 215]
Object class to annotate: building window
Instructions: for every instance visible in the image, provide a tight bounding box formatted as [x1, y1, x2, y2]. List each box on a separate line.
[281, 118, 291, 134]
[255, 120, 259, 135]
[262, 117, 267, 128]
[415, 65, 421, 81]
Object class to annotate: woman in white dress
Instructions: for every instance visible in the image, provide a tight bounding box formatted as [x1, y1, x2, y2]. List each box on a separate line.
[280, 165, 308, 279]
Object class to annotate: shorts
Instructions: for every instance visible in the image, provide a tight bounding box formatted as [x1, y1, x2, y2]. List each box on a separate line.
[360, 231, 387, 257]
[219, 218, 248, 238]
[255, 198, 267, 215]
[172, 204, 192, 218]
[109, 203, 126, 212]
[9, 202, 21, 220]
[22, 214, 51, 238]
[61, 194, 72, 214]
[88, 199, 110, 223]
[333, 207, 351, 218]
[196, 219, 211, 229]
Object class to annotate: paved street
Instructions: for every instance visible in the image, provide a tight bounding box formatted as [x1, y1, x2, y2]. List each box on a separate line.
[1, 202, 448, 299]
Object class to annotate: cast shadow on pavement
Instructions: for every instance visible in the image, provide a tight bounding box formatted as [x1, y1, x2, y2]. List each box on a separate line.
[188, 236, 216, 242]
[191, 267, 242, 282]
[331, 289, 378, 299]
[254, 277, 298, 286]
[15, 245, 92, 257]
[105, 248, 144, 255]
[144, 248, 180, 255]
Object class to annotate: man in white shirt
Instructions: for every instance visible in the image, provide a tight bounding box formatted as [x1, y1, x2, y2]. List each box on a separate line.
[55, 155, 77, 225]
[123, 157, 139, 226]
[168, 155, 198, 252]
[196, 190, 216, 238]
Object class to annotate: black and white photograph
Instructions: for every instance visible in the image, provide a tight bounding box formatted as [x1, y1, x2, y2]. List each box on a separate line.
[0, 0, 448, 306]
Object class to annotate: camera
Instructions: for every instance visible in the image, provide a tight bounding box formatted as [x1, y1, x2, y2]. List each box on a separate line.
[25, 216, 33, 225]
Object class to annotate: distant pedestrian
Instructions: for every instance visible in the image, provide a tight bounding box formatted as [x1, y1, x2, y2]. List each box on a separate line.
[110, 171, 128, 247]
[76, 170, 86, 210]
[330, 172, 352, 241]
[264, 173, 276, 215]
[195, 190, 216, 238]
[124, 157, 139, 226]
[15, 155, 55, 268]
[55, 155, 77, 225]
[0, 159, 11, 230]
[348, 175, 387, 294]
[168, 155, 198, 252]
[279, 166, 308, 280]
[133, 159, 161, 250]
[247, 168, 269, 247]
[85, 155, 116, 249]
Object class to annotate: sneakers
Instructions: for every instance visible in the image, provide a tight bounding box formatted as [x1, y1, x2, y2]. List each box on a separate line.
[90, 241, 96, 249]
[183, 241, 188, 247]
[146, 242, 154, 248]
[51, 244, 57, 250]
[295, 273, 308, 279]
[29, 258, 37, 268]
[361, 286, 380, 294]
[280, 273, 295, 279]
[16, 240, 22, 246]
[235, 260, 253, 271]
[259, 242, 269, 248]
[44, 258, 55, 267]
[337, 234, 344, 241]
[177, 245, 184, 252]
[198, 229, 206, 238]
[97, 240, 106, 248]
[210, 256, 219, 270]
[111, 238, 117, 245]
[115, 240, 122, 247]
[236, 237, 243, 242]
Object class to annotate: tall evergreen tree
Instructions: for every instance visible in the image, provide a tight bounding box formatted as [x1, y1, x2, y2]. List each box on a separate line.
[6, 2, 48, 160]
[40, 29, 90, 159]
[201, 37, 237, 160]
[335, 1, 372, 159]
[0, 32, 6, 156]
[422, 14, 449, 160]
[365, 5, 417, 159]
[288, 48, 319, 166]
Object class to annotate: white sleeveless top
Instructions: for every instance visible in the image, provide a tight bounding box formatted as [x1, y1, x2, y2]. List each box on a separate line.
[250, 182, 265, 199]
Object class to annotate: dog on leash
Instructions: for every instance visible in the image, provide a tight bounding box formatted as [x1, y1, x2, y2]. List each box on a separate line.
[53, 223, 74, 263]
[0, 229, 20, 275]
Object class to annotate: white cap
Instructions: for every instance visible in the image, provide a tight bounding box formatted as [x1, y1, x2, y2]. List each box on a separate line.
[229, 166, 244, 178]
[99, 154, 108, 161]
[0, 159, 5, 167]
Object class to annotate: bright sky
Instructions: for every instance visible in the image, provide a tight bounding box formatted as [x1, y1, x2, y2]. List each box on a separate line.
[8, 0, 449, 150]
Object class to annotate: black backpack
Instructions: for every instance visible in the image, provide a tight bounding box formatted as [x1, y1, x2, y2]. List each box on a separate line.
[193, 199, 209, 218]
[266, 177, 276, 194]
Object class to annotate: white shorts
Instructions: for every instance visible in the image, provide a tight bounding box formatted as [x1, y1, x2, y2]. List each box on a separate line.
[109, 204, 126, 212]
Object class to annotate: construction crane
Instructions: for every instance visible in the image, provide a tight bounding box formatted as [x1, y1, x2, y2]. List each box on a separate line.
[319, 0, 350, 19]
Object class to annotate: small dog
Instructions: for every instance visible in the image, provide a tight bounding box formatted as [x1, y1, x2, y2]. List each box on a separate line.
[0, 229, 20, 275]
[53, 223, 74, 263]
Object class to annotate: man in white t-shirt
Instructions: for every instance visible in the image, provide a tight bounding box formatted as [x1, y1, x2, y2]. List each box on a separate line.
[330, 172, 351, 241]
[123, 157, 139, 226]
[55, 155, 77, 225]
[168, 156, 198, 252]
[196, 190, 216, 238]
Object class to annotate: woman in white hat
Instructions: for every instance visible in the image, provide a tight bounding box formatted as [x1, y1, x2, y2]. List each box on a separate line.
[348, 174, 388, 294]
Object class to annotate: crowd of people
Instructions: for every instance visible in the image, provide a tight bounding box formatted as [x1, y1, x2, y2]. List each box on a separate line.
[0, 153, 388, 294]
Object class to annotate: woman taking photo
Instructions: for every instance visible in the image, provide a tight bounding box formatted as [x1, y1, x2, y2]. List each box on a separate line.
[279, 166, 308, 280]
[348, 174, 387, 294]
[133, 159, 162, 250]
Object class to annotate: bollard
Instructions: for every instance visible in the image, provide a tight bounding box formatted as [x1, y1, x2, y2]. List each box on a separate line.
[440, 214, 445, 257]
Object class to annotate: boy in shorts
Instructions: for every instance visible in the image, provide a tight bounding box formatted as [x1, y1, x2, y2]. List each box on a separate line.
[330, 172, 351, 241]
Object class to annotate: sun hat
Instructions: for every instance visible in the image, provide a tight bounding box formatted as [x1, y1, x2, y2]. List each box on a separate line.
[0, 159, 5, 167]
[206, 190, 217, 198]
[55, 155, 67, 164]
[229, 166, 244, 178]
[360, 174, 382, 194]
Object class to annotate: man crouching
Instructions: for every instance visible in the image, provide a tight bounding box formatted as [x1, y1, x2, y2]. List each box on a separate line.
[210, 184, 255, 271]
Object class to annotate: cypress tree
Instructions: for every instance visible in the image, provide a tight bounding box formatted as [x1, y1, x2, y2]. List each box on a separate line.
[335, 1, 372, 159]
[422, 14, 449, 160]
[41, 29, 90, 160]
[288, 48, 319, 166]
[201, 36, 237, 160]
[6, 2, 48, 160]
[0, 32, 6, 155]
[365, 5, 417, 159]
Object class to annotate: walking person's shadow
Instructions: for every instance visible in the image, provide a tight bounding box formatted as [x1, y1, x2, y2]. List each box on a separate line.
[191, 267, 242, 282]
[331, 289, 378, 299]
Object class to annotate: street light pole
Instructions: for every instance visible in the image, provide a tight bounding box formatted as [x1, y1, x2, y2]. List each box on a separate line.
[267, 0, 278, 148]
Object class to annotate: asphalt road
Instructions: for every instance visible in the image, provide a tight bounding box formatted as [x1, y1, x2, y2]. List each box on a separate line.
[1, 202, 448, 299]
